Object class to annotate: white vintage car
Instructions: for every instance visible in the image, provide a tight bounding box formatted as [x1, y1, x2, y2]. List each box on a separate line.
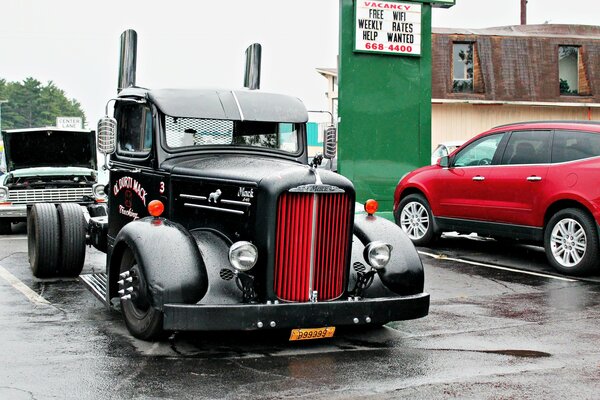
[0, 127, 106, 234]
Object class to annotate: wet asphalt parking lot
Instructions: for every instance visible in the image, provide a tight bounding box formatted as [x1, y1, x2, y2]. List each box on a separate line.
[1, 224, 600, 399]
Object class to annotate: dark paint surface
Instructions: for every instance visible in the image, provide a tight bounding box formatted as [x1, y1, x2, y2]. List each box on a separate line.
[2, 226, 600, 399]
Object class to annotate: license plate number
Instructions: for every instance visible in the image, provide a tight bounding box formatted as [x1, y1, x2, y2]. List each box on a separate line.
[289, 327, 335, 341]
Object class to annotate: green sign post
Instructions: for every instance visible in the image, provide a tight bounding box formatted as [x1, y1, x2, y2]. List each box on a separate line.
[338, 0, 454, 220]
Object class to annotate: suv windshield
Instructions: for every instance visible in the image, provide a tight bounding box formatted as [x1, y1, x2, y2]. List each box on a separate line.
[164, 116, 300, 154]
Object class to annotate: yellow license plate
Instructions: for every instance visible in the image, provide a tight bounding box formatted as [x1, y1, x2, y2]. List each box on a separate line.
[289, 327, 335, 341]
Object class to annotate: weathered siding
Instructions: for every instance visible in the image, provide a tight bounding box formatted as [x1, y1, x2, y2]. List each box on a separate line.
[432, 103, 600, 149]
[432, 25, 600, 103]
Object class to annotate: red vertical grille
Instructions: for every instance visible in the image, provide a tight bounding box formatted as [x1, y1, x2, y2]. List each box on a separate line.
[274, 192, 351, 302]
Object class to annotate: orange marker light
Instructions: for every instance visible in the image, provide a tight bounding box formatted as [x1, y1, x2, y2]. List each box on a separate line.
[364, 199, 378, 215]
[148, 200, 164, 217]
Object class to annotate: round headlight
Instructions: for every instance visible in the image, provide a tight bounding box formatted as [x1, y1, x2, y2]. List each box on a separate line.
[363, 241, 393, 270]
[0, 187, 8, 202]
[92, 183, 107, 200]
[228, 241, 258, 272]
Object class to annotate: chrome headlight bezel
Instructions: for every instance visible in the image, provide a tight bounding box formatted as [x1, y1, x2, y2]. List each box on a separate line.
[363, 241, 393, 270]
[92, 183, 107, 200]
[0, 186, 8, 202]
[228, 241, 258, 272]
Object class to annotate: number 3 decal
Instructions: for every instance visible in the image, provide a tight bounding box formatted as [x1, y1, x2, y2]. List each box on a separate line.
[159, 181, 165, 194]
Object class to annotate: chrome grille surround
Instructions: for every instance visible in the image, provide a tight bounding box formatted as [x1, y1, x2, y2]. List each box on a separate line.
[7, 188, 93, 204]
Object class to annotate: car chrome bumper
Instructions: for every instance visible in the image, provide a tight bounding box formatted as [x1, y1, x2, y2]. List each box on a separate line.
[163, 293, 430, 331]
[0, 204, 27, 219]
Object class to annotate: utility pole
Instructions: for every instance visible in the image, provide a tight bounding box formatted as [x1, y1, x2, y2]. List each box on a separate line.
[521, 0, 527, 25]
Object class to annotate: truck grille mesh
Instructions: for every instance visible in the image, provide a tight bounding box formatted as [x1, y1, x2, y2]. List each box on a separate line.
[8, 188, 93, 204]
[165, 117, 233, 147]
[274, 192, 351, 302]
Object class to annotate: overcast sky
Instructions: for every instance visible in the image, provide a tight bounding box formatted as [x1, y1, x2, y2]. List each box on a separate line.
[1, 0, 598, 126]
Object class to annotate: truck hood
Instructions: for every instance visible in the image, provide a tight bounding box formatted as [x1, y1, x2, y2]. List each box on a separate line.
[162, 154, 352, 189]
[2, 128, 97, 172]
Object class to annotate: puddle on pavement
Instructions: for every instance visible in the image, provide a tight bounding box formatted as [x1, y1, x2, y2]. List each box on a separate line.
[479, 349, 551, 358]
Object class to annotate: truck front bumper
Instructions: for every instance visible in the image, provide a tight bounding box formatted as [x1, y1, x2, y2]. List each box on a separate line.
[0, 204, 27, 219]
[163, 293, 429, 331]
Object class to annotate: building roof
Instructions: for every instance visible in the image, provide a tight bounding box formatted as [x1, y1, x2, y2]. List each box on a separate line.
[432, 24, 600, 104]
[433, 24, 600, 40]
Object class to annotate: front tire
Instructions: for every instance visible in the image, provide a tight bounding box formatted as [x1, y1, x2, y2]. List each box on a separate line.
[544, 208, 599, 276]
[28, 203, 60, 278]
[396, 194, 437, 246]
[119, 250, 164, 341]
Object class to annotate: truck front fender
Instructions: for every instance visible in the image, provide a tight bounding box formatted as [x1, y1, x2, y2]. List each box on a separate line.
[109, 217, 208, 309]
[353, 214, 424, 296]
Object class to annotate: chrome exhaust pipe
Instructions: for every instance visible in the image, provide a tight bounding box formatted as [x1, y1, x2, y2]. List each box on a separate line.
[244, 43, 262, 90]
[118, 29, 137, 93]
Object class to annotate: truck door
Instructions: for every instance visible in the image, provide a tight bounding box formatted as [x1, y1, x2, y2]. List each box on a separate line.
[108, 102, 167, 239]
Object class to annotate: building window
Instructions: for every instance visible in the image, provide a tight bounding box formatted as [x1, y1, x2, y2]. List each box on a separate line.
[453, 43, 473, 93]
[559, 46, 579, 95]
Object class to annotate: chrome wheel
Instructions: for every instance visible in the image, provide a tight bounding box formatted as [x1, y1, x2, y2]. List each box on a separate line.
[400, 201, 430, 240]
[550, 218, 587, 268]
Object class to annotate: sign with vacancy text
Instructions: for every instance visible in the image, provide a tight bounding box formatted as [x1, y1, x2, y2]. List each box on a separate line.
[354, 1, 422, 56]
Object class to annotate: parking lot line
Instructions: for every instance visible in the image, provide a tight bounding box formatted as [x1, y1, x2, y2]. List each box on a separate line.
[418, 251, 577, 282]
[0, 265, 51, 305]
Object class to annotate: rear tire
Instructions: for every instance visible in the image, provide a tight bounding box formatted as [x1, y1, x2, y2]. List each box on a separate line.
[119, 250, 164, 341]
[544, 208, 599, 276]
[57, 204, 87, 277]
[396, 194, 437, 246]
[28, 204, 60, 278]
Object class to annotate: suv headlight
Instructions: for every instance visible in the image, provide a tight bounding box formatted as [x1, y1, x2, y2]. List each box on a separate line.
[229, 241, 258, 272]
[92, 183, 107, 200]
[0, 187, 8, 202]
[363, 241, 393, 269]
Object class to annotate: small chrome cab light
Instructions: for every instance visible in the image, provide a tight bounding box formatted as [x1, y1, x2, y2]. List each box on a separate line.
[363, 241, 393, 269]
[364, 199, 378, 215]
[229, 241, 258, 272]
[148, 200, 164, 217]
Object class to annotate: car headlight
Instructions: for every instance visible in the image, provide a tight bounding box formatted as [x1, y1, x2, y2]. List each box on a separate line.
[92, 183, 107, 200]
[228, 241, 258, 272]
[363, 241, 393, 269]
[0, 187, 8, 202]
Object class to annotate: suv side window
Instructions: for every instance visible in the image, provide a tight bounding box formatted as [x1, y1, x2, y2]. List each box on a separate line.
[453, 133, 504, 167]
[552, 130, 600, 163]
[117, 104, 153, 156]
[501, 130, 551, 165]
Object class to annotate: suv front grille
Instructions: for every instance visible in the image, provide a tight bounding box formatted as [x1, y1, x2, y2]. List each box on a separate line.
[8, 188, 93, 204]
[274, 191, 352, 302]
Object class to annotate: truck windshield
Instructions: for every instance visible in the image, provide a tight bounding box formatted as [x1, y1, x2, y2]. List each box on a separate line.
[164, 116, 299, 154]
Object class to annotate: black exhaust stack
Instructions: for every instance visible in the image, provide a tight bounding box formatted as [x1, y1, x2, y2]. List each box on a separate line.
[118, 29, 138, 93]
[244, 43, 262, 90]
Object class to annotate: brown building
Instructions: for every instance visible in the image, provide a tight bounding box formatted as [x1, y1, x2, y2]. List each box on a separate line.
[432, 24, 600, 147]
[318, 24, 600, 150]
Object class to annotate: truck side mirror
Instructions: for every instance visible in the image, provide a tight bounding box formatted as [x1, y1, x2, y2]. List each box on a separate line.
[97, 116, 117, 155]
[323, 125, 337, 159]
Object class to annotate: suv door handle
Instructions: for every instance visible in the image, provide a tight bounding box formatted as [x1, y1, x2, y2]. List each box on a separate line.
[472, 176, 485, 181]
[527, 176, 542, 182]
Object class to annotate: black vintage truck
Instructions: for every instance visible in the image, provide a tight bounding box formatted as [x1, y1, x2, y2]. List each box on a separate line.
[28, 30, 429, 341]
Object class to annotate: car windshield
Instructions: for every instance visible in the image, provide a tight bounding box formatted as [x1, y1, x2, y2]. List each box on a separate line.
[163, 116, 300, 154]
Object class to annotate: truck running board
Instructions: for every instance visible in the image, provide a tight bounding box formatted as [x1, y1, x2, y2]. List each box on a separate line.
[80, 273, 109, 306]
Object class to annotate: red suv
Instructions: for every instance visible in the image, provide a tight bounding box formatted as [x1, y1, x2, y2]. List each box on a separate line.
[394, 121, 600, 275]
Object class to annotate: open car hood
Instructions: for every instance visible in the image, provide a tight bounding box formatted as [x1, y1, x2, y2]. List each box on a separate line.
[1, 127, 97, 172]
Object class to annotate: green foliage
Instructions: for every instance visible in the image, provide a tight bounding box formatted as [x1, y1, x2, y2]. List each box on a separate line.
[0, 78, 85, 130]
[559, 78, 578, 95]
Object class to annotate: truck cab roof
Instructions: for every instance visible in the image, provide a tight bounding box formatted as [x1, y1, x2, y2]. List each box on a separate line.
[119, 87, 309, 123]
